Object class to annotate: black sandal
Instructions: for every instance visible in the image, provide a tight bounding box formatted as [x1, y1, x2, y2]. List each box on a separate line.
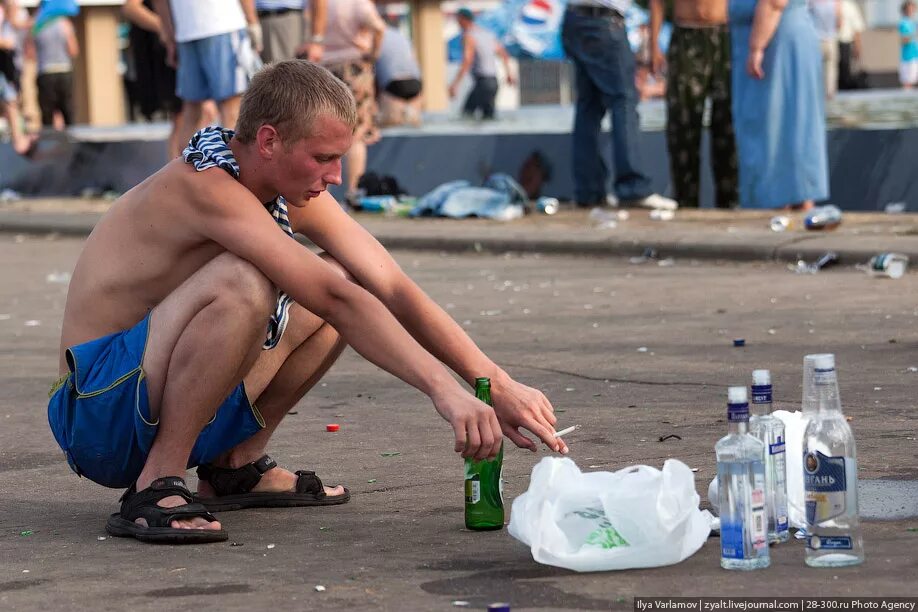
[195, 454, 350, 512]
[105, 476, 228, 544]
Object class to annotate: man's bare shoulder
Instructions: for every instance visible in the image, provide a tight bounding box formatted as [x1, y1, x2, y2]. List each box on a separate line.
[149, 158, 263, 220]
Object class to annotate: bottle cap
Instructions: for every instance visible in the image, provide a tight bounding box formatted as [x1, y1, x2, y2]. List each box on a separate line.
[812, 353, 835, 371]
[326, 423, 340, 432]
[733, 338, 745, 347]
[752, 369, 771, 385]
[728, 386, 747, 404]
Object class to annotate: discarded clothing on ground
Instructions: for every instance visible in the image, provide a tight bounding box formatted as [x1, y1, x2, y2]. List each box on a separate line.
[409, 173, 528, 221]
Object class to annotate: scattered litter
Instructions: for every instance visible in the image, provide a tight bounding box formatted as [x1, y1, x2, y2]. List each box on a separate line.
[792, 251, 839, 274]
[691, 468, 699, 472]
[637, 347, 648, 352]
[565, 387, 575, 391]
[874, 387, 882, 391]
[649, 209, 675, 221]
[319, 527, 328, 531]
[22, 570, 29, 574]
[658, 434, 682, 442]
[0, 188, 22, 203]
[657, 257, 675, 267]
[629, 247, 658, 264]
[536, 196, 560, 215]
[733, 338, 745, 347]
[19, 530, 33, 536]
[804, 205, 842, 230]
[326, 423, 340, 432]
[24, 320, 41, 327]
[769, 215, 791, 232]
[267, 543, 276, 549]
[380, 451, 401, 457]
[97, 536, 106, 541]
[367, 479, 377, 483]
[908, 367, 917, 373]
[588, 207, 618, 229]
[315, 585, 326, 592]
[884, 202, 906, 214]
[230, 542, 244, 546]
[45, 271, 72, 284]
[865, 253, 909, 279]
[768, 329, 777, 335]
[452, 601, 470, 608]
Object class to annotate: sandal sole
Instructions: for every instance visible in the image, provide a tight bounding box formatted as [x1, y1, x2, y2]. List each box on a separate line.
[196, 488, 351, 513]
[105, 514, 228, 544]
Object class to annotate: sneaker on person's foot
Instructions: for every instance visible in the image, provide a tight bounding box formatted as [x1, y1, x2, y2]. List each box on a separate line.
[622, 193, 678, 211]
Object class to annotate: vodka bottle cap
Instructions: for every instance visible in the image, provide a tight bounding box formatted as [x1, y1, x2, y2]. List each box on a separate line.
[728, 386, 747, 404]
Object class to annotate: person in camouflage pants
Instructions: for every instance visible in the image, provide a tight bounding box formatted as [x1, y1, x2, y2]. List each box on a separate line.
[654, 20, 739, 208]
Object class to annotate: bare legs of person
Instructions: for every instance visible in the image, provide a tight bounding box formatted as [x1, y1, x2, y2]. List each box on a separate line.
[783, 200, 815, 211]
[176, 98, 229, 156]
[345, 140, 367, 202]
[134, 252, 349, 532]
[169, 101, 218, 159]
[2, 100, 37, 157]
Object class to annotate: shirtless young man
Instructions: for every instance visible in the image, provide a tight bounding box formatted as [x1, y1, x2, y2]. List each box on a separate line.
[649, 0, 738, 209]
[48, 60, 567, 544]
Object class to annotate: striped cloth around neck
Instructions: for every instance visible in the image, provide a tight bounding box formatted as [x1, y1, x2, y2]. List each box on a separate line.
[182, 126, 294, 350]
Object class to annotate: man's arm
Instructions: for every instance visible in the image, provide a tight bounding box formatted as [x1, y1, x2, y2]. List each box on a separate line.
[496, 43, 515, 86]
[185, 174, 504, 460]
[448, 33, 475, 98]
[151, 0, 177, 67]
[649, 0, 666, 75]
[291, 193, 567, 454]
[240, 0, 262, 52]
[295, 0, 326, 61]
[63, 18, 79, 58]
[123, 0, 162, 32]
[747, 0, 788, 78]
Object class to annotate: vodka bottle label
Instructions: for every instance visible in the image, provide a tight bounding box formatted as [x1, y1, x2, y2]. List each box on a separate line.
[808, 535, 854, 550]
[769, 437, 789, 531]
[804, 450, 847, 523]
[751, 472, 768, 550]
[751, 384, 772, 404]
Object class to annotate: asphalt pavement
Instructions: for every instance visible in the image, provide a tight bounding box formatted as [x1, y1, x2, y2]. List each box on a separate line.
[0, 204, 917, 610]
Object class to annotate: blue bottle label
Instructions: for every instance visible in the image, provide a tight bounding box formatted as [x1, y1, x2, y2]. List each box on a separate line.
[751, 384, 772, 404]
[727, 402, 749, 422]
[807, 535, 853, 550]
[804, 450, 847, 524]
[721, 519, 745, 560]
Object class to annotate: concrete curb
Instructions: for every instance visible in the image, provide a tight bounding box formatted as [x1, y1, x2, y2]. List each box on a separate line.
[1, 211, 916, 265]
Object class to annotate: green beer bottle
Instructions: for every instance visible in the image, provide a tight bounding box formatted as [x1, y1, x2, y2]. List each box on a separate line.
[464, 377, 504, 530]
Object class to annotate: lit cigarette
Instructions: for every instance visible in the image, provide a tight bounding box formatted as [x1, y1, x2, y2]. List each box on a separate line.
[554, 425, 579, 438]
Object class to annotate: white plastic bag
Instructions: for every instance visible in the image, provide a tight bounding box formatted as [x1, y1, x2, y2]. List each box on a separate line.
[507, 457, 713, 572]
[773, 410, 808, 529]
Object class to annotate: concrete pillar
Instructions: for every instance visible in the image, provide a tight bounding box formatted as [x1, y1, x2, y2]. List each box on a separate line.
[72, 5, 125, 125]
[410, 0, 447, 112]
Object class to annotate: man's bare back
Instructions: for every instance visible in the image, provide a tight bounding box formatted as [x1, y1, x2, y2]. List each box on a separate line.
[671, 0, 728, 26]
[57, 160, 269, 375]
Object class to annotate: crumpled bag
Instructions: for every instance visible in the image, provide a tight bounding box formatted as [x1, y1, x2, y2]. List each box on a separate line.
[409, 173, 527, 221]
[774, 410, 808, 529]
[507, 457, 713, 572]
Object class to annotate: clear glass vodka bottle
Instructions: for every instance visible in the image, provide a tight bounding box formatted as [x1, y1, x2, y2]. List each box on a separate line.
[716, 386, 770, 570]
[749, 369, 790, 543]
[803, 355, 865, 567]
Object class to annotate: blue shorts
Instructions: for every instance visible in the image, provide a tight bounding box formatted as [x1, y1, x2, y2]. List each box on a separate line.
[47, 313, 265, 489]
[176, 29, 262, 102]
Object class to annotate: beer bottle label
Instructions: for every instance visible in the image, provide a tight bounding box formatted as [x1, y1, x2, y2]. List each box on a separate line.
[465, 477, 480, 504]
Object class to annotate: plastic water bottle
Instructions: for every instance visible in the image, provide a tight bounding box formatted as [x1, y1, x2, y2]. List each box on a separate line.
[803, 354, 865, 567]
[716, 386, 770, 570]
[866, 253, 909, 279]
[749, 370, 790, 543]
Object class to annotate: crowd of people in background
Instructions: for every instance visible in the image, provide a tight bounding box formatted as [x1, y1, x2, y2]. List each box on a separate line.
[1, 0, 917, 212]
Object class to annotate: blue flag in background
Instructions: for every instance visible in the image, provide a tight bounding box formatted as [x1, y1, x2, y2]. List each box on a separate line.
[447, 0, 671, 61]
[33, 0, 79, 34]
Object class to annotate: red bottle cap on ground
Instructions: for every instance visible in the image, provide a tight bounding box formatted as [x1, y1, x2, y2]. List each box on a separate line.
[326, 423, 340, 432]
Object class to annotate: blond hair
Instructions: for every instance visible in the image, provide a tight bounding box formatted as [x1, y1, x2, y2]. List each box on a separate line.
[235, 60, 358, 144]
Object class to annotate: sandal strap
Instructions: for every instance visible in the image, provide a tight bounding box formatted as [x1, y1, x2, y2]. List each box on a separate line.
[294, 470, 326, 497]
[196, 454, 277, 496]
[119, 476, 220, 528]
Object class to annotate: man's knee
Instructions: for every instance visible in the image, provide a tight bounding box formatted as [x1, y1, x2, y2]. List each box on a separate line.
[209, 253, 276, 315]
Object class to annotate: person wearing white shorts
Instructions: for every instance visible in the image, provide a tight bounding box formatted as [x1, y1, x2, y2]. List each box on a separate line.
[154, 0, 263, 149]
